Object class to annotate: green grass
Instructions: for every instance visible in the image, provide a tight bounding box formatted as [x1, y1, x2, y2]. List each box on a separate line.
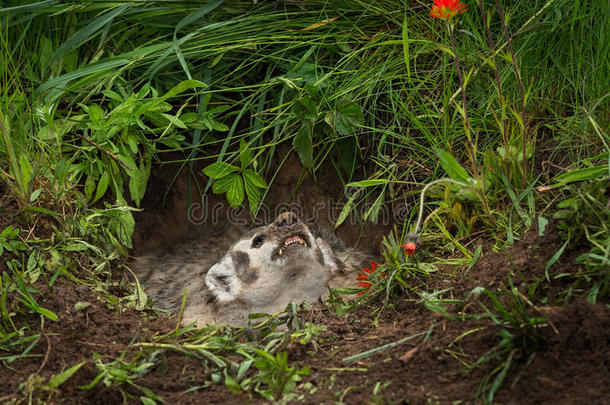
[1, 0, 609, 402]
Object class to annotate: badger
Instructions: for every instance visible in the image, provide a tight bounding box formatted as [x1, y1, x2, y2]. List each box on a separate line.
[133, 212, 369, 326]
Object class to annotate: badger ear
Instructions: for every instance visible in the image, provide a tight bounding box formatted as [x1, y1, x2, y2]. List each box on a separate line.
[205, 255, 242, 302]
[316, 237, 346, 273]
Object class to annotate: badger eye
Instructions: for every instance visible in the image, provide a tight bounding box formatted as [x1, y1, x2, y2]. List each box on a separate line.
[252, 235, 265, 248]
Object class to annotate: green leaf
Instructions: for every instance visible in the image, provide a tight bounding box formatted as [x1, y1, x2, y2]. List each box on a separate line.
[151, 79, 207, 108]
[212, 173, 240, 194]
[84, 175, 95, 201]
[74, 302, 91, 312]
[19, 155, 33, 187]
[402, 13, 411, 81]
[29, 188, 42, 202]
[243, 169, 267, 188]
[435, 148, 470, 183]
[326, 102, 364, 136]
[226, 175, 244, 208]
[114, 208, 135, 249]
[334, 137, 359, 177]
[212, 174, 245, 208]
[552, 166, 607, 186]
[140, 397, 157, 405]
[335, 191, 359, 228]
[50, 4, 130, 63]
[239, 139, 251, 168]
[363, 191, 384, 223]
[36, 306, 58, 321]
[203, 162, 240, 179]
[224, 373, 242, 393]
[537, 216, 549, 236]
[0, 0, 57, 15]
[93, 171, 110, 203]
[293, 124, 313, 168]
[47, 361, 86, 389]
[244, 175, 262, 214]
[292, 96, 317, 121]
[346, 179, 389, 188]
[545, 239, 569, 281]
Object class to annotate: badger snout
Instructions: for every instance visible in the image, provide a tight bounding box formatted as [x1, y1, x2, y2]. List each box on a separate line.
[274, 211, 299, 228]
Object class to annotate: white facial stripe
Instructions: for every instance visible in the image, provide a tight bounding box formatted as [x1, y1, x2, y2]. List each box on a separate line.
[205, 255, 242, 302]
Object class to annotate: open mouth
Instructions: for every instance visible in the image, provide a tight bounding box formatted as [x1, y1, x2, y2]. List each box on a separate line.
[277, 235, 307, 256]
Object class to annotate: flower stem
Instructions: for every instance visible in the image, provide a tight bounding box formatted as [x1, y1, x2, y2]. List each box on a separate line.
[478, 0, 511, 183]
[494, 0, 528, 189]
[447, 22, 479, 179]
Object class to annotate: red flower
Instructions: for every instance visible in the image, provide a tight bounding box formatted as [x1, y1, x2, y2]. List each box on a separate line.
[356, 261, 383, 296]
[430, 0, 467, 19]
[402, 242, 416, 256]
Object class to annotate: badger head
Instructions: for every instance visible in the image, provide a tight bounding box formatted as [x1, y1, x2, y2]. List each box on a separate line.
[205, 212, 343, 306]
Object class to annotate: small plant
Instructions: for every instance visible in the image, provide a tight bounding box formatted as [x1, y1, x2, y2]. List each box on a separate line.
[251, 350, 309, 401]
[476, 277, 549, 402]
[80, 351, 164, 404]
[553, 177, 610, 302]
[203, 139, 268, 213]
[62, 80, 205, 207]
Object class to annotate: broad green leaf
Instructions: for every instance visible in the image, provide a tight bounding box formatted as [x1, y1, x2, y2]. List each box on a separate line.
[36, 306, 58, 321]
[29, 188, 42, 202]
[552, 166, 606, 185]
[239, 139, 251, 168]
[47, 362, 86, 389]
[293, 124, 313, 168]
[19, 155, 33, 187]
[151, 79, 207, 108]
[435, 148, 470, 183]
[203, 162, 240, 179]
[224, 373, 242, 393]
[116, 209, 135, 248]
[244, 175, 262, 213]
[326, 102, 364, 135]
[243, 169, 267, 188]
[212, 173, 240, 194]
[334, 137, 358, 177]
[226, 175, 244, 208]
[84, 175, 95, 201]
[292, 96, 317, 121]
[92, 171, 110, 203]
[208, 118, 229, 132]
[140, 397, 156, 405]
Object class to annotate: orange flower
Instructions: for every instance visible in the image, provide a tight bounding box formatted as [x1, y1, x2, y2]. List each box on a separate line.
[430, 0, 467, 19]
[402, 242, 416, 256]
[356, 261, 384, 296]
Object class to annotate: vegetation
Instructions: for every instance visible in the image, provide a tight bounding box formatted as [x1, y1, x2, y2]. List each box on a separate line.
[0, 0, 608, 403]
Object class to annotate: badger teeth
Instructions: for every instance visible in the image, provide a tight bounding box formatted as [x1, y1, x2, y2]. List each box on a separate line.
[277, 235, 306, 256]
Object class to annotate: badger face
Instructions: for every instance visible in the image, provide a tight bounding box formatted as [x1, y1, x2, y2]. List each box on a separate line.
[205, 212, 341, 309]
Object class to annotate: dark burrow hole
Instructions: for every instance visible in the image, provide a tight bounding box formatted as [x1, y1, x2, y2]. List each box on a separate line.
[132, 150, 394, 259]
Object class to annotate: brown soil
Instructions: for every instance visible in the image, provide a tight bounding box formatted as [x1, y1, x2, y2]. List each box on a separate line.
[1, 158, 608, 404]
